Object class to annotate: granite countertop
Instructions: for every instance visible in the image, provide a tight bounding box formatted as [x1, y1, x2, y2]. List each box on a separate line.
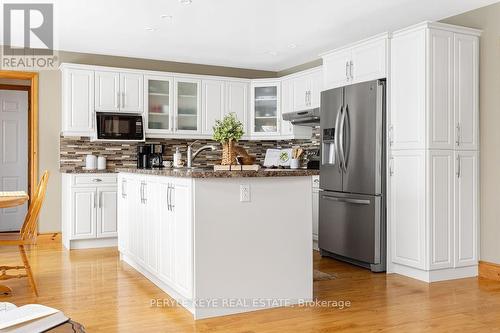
[116, 167, 320, 178]
[60, 169, 118, 174]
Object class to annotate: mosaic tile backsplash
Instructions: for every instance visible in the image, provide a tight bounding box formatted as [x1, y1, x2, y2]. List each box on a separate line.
[60, 129, 320, 172]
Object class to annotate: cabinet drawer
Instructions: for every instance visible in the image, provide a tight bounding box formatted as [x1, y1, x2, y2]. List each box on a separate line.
[73, 174, 117, 186]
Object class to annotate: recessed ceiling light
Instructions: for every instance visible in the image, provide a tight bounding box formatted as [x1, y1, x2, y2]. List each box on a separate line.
[179, 0, 192, 4]
[161, 14, 173, 20]
[268, 51, 278, 56]
[288, 43, 297, 49]
[145, 27, 156, 32]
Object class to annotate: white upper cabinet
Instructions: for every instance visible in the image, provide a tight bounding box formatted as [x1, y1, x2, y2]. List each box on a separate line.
[251, 81, 281, 136]
[428, 29, 454, 150]
[454, 34, 479, 150]
[390, 29, 426, 150]
[322, 49, 352, 90]
[390, 23, 480, 150]
[225, 81, 249, 134]
[61, 67, 94, 136]
[95, 70, 143, 113]
[120, 73, 144, 113]
[350, 37, 387, 84]
[175, 78, 201, 134]
[290, 68, 322, 112]
[322, 34, 388, 91]
[95, 71, 120, 112]
[145, 75, 174, 134]
[202, 80, 225, 135]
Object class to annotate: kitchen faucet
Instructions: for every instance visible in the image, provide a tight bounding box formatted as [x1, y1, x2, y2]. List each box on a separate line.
[187, 141, 217, 168]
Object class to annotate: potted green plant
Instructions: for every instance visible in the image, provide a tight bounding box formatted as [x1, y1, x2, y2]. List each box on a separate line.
[212, 113, 244, 165]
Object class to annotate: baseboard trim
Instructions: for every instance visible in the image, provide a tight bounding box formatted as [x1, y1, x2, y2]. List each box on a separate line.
[37, 232, 61, 244]
[479, 261, 500, 281]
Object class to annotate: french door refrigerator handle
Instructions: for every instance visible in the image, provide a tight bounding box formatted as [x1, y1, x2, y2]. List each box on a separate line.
[333, 105, 343, 173]
[343, 104, 351, 171]
[338, 105, 347, 173]
[321, 195, 370, 205]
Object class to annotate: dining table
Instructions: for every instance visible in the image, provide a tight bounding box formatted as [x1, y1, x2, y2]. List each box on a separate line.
[0, 191, 29, 297]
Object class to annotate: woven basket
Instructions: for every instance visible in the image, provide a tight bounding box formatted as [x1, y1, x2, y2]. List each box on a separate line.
[221, 140, 237, 165]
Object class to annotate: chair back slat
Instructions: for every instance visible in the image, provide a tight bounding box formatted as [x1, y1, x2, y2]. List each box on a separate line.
[20, 171, 49, 242]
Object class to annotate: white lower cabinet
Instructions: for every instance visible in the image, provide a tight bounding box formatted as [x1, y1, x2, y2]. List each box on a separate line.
[312, 176, 319, 250]
[118, 173, 193, 299]
[62, 174, 118, 249]
[389, 150, 479, 281]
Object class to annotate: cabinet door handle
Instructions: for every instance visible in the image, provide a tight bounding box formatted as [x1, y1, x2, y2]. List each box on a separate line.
[93, 178, 102, 182]
[99, 191, 102, 208]
[166, 184, 171, 211]
[345, 61, 350, 80]
[389, 125, 394, 146]
[142, 183, 147, 204]
[349, 60, 354, 79]
[456, 124, 461, 146]
[389, 157, 394, 177]
[170, 185, 175, 211]
[122, 180, 127, 198]
[457, 155, 461, 178]
[140, 183, 144, 203]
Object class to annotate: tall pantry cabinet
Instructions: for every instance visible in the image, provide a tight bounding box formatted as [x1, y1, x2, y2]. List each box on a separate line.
[389, 22, 480, 282]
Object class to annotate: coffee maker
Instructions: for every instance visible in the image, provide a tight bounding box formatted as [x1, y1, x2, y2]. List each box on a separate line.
[149, 144, 164, 168]
[137, 144, 151, 169]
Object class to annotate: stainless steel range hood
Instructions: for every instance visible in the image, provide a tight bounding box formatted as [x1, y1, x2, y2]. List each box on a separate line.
[282, 108, 320, 126]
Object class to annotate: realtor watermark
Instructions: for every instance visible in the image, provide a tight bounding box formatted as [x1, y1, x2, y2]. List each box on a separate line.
[2, 3, 58, 70]
[151, 298, 352, 310]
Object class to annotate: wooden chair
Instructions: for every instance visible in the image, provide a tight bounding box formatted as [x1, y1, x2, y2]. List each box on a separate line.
[0, 171, 50, 296]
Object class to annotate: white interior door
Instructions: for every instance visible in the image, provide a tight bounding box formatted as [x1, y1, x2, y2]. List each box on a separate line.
[0, 90, 28, 231]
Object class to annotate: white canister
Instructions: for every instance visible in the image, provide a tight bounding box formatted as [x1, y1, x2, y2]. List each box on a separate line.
[85, 155, 97, 170]
[97, 156, 107, 170]
[290, 158, 300, 169]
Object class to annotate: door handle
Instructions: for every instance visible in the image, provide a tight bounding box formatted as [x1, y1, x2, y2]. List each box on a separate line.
[170, 185, 175, 211]
[389, 157, 394, 177]
[343, 104, 351, 171]
[99, 191, 102, 208]
[142, 183, 147, 203]
[338, 105, 347, 173]
[345, 61, 350, 80]
[389, 125, 394, 146]
[140, 183, 144, 204]
[456, 123, 461, 147]
[167, 184, 171, 211]
[349, 60, 354, 79]
[122, 180, 127, 198]
[321, 195, 371, 205]
[93, 192, 96, 208]
[456, 155, 461, 178]
[92, 178, 102, 182]
[333, 105, 343, 173]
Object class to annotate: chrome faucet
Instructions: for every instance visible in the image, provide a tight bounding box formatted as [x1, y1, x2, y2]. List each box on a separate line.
[187, 141, 217, 168]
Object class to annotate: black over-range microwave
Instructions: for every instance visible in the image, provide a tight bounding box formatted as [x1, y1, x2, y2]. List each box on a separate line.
[96, 112, 144, 141]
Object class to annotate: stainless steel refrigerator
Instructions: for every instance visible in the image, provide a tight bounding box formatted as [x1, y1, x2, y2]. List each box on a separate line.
[319, 79, 386, 272]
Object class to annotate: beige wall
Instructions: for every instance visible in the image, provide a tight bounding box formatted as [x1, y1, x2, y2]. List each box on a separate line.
[441, 2, 500, 264]
[34, 51, 276, 233]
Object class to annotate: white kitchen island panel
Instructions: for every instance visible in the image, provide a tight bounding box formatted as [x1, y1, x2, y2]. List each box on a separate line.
[117, 170, 315, 319]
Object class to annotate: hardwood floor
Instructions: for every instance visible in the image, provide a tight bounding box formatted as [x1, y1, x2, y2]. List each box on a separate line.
[1, 244, 500, 332]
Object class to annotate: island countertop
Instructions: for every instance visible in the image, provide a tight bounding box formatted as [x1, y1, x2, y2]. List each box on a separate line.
[116, 167, 319, 178]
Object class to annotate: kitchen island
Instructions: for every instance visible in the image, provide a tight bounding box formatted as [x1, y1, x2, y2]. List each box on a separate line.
[117, 168, 318, 319]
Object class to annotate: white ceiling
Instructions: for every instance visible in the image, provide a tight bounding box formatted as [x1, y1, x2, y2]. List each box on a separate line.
[3, 0, 499, 71]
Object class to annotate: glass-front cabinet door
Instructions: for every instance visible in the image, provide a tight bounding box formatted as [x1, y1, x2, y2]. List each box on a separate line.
[251, 82, 281, 136]
[175, 78, 201, 133]
[145, 75, 173, 134]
